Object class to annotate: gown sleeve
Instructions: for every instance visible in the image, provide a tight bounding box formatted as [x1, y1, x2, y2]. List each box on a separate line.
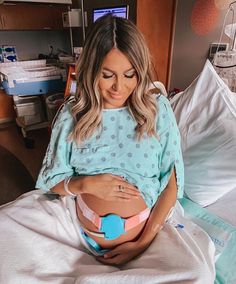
[157, 95, 184, 199]
[35, 103, 75, 192]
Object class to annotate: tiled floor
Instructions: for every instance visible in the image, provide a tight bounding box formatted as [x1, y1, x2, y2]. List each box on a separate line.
[0, 121, 50, 181]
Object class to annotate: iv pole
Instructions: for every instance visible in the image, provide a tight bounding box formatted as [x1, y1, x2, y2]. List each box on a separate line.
[80, 0, 86, 43]
[68, 6, 74, 56]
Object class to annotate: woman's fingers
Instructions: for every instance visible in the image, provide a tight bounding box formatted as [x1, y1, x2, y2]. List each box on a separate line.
[111, 174, 126, 181]
[117, 187, 140, 197]
[104, 174, 140, 195]
[117, 183, 140, 195]
[113, 186, 141, 201]
[94, 173, 141, 201]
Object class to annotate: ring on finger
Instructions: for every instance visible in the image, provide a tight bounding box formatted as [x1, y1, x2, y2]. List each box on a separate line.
[118, 185, 125, 192]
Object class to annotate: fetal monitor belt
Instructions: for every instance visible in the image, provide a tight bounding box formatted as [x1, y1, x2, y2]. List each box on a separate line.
[76, 194, 150, 240]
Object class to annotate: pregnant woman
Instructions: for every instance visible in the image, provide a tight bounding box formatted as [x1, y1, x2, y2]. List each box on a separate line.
[37, 13, 182, 260]
[32, 13, 215, 283]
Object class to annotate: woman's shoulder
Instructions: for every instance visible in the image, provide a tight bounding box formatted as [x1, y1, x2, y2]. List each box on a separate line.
[153, 93, 171, 114]
[155, 93, 170, 106]
[154, 93, 177, 130]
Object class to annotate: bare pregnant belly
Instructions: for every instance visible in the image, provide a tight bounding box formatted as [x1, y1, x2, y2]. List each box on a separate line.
[76, 194, 149, 249]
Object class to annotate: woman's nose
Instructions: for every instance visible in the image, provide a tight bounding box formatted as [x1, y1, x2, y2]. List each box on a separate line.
[112, 77, 123, 92]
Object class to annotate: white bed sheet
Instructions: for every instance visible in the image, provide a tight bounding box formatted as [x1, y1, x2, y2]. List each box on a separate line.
[206, 187, 236, 227]
[0, 190, 215, 284]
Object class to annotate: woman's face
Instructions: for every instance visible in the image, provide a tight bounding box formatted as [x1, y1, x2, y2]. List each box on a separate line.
[98, 48, 138, 109]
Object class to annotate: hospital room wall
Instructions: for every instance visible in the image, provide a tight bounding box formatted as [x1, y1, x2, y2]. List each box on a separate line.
[80, 0, 176, 88]
[170, 0, 231, 91]
[0, 30, 71, 60]
[75, 0, 137, 48]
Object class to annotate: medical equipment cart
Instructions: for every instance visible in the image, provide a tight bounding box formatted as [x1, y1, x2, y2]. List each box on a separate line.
[0, 59, 66, 148]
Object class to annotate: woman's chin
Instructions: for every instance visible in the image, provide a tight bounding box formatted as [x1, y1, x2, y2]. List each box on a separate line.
[103, 98, 126, 109]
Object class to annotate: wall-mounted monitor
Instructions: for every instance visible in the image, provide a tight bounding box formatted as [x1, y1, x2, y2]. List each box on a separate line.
[92, 5, 129, 23]
[5, 0, 72, 3]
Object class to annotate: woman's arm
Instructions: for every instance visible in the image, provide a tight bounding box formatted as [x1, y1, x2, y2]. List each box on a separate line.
[137, 169, 177, 247]
[51, 174, 140, 201]
[50, 177, 83, 196]
[97, 169, 177, 265]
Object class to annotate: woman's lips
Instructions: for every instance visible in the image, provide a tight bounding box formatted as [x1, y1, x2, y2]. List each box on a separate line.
[108, 91, 123, 99]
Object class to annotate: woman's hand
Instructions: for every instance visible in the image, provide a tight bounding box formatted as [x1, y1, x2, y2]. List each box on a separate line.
[78, 173, 141, 201]
[96, 240, 149, 266]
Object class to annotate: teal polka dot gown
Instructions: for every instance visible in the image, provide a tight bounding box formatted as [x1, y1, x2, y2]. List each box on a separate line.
[36, 95, 184, 208]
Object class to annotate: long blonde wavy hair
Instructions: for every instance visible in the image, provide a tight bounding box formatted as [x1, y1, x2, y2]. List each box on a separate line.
[70, 14, 158, 144]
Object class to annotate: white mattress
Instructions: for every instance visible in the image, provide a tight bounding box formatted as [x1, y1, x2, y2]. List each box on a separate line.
[206, 187, 236, 227]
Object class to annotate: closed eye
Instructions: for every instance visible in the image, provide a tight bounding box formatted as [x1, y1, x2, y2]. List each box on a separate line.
[102, 72, 114, 79]
[124, 72, 136, 79]
[101, 70, 136, 79]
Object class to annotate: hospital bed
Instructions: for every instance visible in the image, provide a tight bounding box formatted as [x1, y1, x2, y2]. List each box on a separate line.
[158, 60, 236, 282]
[170, 59, 236, 283]
[0, 59, 235, 283]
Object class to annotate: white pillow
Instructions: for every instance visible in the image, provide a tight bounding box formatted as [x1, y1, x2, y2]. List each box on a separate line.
[171, 60, 236, 206]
